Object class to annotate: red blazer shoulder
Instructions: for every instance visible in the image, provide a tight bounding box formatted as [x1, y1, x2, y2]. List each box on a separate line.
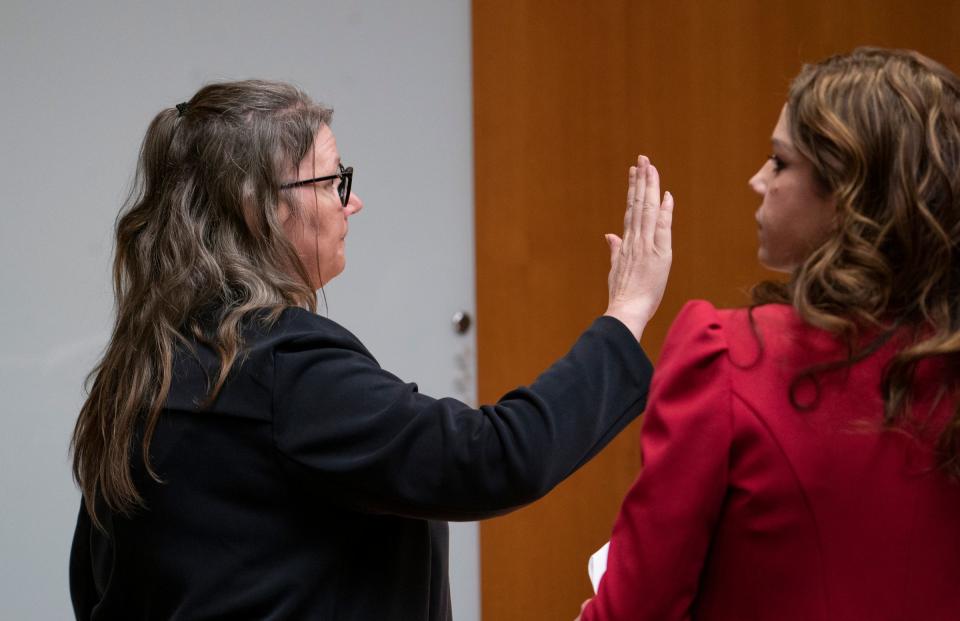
[584, 300, 960, 621]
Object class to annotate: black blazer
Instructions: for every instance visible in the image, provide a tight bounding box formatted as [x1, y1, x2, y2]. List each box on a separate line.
[70, 308, 652, 620]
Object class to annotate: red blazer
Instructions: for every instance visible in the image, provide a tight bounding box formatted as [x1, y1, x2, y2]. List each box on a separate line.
[584, 301, 960, 621]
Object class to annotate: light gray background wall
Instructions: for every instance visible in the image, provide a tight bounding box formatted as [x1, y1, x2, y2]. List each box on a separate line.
[0, 2, 478, 618]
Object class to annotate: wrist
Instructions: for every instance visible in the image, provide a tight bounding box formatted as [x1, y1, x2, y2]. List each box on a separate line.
[602, 309, 646, 342]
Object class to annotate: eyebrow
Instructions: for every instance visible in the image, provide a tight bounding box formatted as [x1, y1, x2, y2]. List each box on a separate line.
[771, 137, 795, 152]
[316, 157, 341, 178]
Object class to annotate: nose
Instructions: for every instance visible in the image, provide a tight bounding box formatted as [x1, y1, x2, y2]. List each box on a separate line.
[345, 192, 364, 216]
[748, 161, 768, 195]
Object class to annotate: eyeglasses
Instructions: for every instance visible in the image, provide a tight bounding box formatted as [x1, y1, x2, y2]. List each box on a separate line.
[280, 163, 353, 207]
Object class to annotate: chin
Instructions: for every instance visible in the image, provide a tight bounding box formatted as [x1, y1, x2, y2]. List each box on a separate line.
[322, 266, 345, 285]
[758, 250, 782, 273]
[758, 257, 794, 274]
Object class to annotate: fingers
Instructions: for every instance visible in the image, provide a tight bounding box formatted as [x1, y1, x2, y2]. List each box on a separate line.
[626, 165, 637, 211]
[623, 165, 636, 234]
[627, 156, 649, 243]
[574, 597, 592, 621]
[620, 154, 669, 253]
[641, 163, 661, 244]
[655, 190, 674, 253]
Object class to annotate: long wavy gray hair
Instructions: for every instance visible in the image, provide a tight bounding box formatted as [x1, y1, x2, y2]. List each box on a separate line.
[72, 80, 330, 528]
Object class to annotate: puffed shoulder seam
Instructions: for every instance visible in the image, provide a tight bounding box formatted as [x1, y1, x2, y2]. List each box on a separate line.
[663, 299, 734, 434]
[674, 299, 724, 326]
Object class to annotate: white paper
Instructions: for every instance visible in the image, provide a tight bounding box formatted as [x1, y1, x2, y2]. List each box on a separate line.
[587, 541, 610, 594]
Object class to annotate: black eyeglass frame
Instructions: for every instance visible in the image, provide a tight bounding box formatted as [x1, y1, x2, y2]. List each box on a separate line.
[280, 163, 353, 207]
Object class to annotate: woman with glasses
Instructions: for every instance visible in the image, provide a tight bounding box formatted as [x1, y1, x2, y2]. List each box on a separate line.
[68, 80, 674, 620]
[578, 48, 960, 621]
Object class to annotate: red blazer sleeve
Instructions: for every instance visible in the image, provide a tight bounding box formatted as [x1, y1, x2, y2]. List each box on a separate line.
[584, 300, 732, 621]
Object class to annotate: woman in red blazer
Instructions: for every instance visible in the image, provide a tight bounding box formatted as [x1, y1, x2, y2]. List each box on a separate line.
[580, 48, 960, 621]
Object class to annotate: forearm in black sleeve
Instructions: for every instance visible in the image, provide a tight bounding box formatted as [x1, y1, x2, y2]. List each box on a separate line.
[271, 315, 652, 520]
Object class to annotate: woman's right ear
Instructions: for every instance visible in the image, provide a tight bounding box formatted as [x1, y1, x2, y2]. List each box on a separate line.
[276, 201, 292, 225]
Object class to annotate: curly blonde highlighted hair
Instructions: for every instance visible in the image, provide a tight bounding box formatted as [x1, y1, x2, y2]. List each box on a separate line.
[752, 48, 960, 475]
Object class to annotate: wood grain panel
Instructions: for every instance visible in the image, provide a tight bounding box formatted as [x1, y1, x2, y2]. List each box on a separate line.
[473, 2, 960, 619]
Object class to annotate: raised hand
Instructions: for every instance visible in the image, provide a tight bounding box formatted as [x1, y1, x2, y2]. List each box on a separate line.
[603, 155, 674, 341]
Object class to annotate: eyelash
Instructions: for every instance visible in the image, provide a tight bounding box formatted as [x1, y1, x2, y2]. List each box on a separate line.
[769, 154, 786, 173]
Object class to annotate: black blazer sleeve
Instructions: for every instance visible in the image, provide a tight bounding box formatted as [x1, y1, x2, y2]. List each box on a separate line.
[69, 504, 94, 621]
[271, 315, 652, 520]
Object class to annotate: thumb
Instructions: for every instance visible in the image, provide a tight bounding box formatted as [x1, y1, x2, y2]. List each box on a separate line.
[606, 234, 622, 262]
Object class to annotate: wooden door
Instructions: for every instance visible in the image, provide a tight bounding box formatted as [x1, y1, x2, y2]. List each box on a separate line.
[473, 2, 960, 619]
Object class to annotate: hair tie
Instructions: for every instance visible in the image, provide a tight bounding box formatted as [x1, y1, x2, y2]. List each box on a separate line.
[175, 102, 189, 117]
